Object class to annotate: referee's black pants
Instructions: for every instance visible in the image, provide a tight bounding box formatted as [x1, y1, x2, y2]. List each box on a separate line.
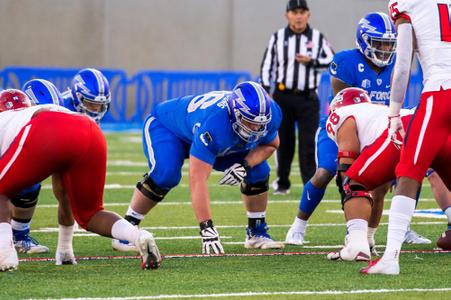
[273, 89, 319, 188]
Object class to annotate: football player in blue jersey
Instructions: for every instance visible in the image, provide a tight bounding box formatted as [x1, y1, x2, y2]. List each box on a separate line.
[113, 81, 285, 254]
[11, 69, 111, 256]
[61, 68, 111, 123]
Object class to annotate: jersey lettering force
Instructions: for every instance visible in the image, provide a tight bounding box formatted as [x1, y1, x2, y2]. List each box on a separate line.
[329, 49, 394, 105]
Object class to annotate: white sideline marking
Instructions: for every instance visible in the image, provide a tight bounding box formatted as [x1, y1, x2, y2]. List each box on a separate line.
[33, 221, 443, 233]
[37, 287, 451, 300]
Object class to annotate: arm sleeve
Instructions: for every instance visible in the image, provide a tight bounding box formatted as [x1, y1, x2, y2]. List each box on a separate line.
[190, 129, 218, 166]
[389, 23, 413, 116]
[260, 33, 277, 89]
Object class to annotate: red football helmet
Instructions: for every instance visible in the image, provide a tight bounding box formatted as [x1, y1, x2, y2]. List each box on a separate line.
[329, 87, 371, 113]
[0, 89, 32, 112]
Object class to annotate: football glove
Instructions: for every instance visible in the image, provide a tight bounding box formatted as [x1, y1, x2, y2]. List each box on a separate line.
[388, 114, 404, 149]
[218, 162, 248, 186]
[200, 219, 224, 255]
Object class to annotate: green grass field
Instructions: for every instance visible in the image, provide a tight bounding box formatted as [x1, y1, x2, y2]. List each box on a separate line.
[1, 133, 450, 300]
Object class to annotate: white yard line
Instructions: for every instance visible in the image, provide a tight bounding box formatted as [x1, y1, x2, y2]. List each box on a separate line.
[34, 287, 451, 300]
[33, 220, 444, 233]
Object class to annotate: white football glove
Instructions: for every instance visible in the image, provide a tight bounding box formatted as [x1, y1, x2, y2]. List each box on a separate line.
[218, 163, 247, 186]
[55, 248, 77, 265]
[388, 114, 404, 149]
[200, 220, 224, 255]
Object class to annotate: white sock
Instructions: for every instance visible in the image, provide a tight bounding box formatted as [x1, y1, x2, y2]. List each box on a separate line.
[444, 206, 451, 225]
[0, 223, 13, 249]
[126, 207, 145, 220]
[367, 227, 377, 246]
[111, 219, 140, 242]
[293, 217, 307, 234]
[383, 195, 416, 261]
[346, 219, 368, 244]
[57, 225, 74, 251]
[11, 220, 30, 231]
[347, 219, 367, 232]
[246, 211, 266, 218]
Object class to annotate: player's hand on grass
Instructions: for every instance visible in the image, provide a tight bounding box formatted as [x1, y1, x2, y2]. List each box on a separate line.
[200, 219, 224, 255]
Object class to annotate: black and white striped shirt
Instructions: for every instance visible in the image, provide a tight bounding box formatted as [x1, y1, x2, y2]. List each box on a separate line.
[260, 25, 334, 92]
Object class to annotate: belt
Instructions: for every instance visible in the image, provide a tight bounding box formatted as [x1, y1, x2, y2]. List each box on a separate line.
[276, 83, 314, 96]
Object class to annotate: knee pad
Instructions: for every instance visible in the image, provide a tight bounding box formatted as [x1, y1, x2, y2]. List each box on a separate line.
[11, 185, 41, 208]
[341, 177, 373, 208]
[336, 163, 352, 204]
[136, 173, 169, 202]
[240, 177, 269, 196]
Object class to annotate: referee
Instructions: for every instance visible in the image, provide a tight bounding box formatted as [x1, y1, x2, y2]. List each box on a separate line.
[260, 0, 334, 195]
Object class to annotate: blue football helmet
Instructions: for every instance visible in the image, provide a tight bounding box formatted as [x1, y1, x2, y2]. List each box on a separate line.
[356, 12, 397, 67]
[22, 79, 63, 106]
[70, 68, 111, 122]
[227, 81, 272, 143]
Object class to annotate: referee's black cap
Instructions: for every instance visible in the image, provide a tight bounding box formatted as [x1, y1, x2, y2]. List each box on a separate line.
[286, 0, 309, 11]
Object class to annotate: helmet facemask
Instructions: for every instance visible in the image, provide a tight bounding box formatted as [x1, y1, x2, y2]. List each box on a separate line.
[231, 108, 271, 143]
[75, 92, 111, 123]
[362, 33, 397, 67]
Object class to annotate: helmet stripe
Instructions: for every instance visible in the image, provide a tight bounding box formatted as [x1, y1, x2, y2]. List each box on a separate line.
[249, 81, 266, 116]
[89, 68, 105, 95]
[377, 12, 392, 33]
[40, 79, 59, 105]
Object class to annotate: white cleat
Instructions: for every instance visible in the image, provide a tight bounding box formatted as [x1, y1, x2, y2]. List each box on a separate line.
[245, 235, 285, 249]
[136, 230, 162, 269]
[327, 243, 371, 262]
[55, 248, 77, 265]
[112, 238, 138, 252]
[360, 258, 400, 275]
[285, 226, 305, 245]
[0, 243, 19, 272]
[404, 230, 431, 244]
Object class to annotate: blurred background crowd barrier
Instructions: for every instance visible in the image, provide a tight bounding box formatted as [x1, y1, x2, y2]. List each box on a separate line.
[0, 67, 423, 130]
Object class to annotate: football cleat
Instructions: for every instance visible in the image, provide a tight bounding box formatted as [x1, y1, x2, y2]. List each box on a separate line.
[112, 239, 138, 252]
[136, 230, 162, 270]
[55, 248, 77, 265]
[285, 225, 305, 245]
[245, 223, 285, 249]
[327, 243, 371, 262]
[404, 229, 431, 244]
[13, 230, 49, 254]
[436, 229, 451, 250]
[360, 258, 400, 275]
[271, 180, 290, 196]
[0, 242, 19, 272]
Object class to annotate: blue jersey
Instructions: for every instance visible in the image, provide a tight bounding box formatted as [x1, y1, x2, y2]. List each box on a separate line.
[153, 91, 282, 165]
[61, 89, 77, 112]
[329, 49, 394, 105]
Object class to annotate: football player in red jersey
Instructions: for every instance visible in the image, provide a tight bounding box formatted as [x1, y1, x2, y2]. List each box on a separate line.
[0, 89, 161, 271]
[324, 88, 451, 262]
[362, 0, 451, 275]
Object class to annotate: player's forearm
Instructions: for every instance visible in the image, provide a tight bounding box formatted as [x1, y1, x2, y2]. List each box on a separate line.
[52, 174, 74, 226]
[389, 23, 413, 116]
[189, 156, 213, 223]
[245, 144, 277, 168]
[190, 179, 212, 223]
